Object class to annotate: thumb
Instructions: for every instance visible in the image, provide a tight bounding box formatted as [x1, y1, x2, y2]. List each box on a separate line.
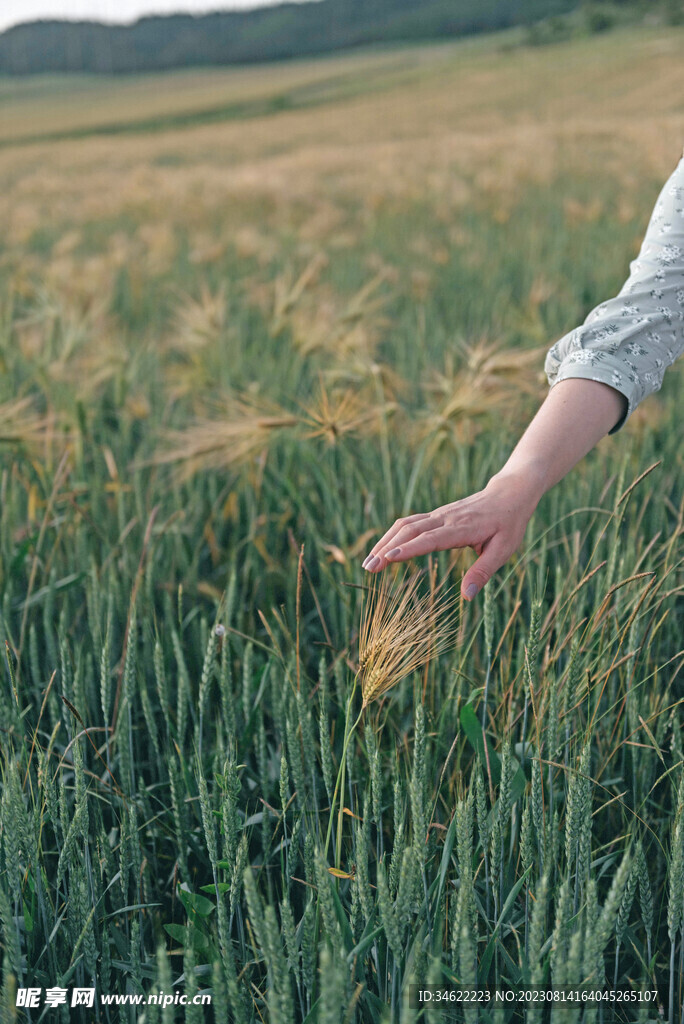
[461, 535, 511, 601]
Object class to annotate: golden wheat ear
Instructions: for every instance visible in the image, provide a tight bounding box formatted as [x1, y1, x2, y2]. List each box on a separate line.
[139, 391, 298, 483]
[0, 398, 69, 453]
[358, 566, 460, 708]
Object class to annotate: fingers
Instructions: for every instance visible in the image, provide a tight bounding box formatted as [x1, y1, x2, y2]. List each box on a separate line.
[361, 482, 532, 598]
[363, 517, 514, 601]
[362, 513, 435, 571]
[372, 525, 462, 566]
[364, 510, 487, 571]
[460, 534, 513, 601]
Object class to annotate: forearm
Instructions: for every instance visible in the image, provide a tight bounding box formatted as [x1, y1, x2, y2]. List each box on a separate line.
[491, 378, 627, 506]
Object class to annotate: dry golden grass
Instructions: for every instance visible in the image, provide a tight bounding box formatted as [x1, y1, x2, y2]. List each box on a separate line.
[10, 286, 125, 404]
[148, 377, 397, 482]
[298, 379, 394, 445]
[0, 48, 433, 143]
[2, 25, 683, 293]
[2, 24, 684, 461]
[169, 284, 227, 353]
[416, 339, 547, 448]
[281, 266, 391, 359]
[424, 339, 547, 407]
[358, 567, 460, 708]
[147, 392, 299, 481]
[0, 397, 69, 455]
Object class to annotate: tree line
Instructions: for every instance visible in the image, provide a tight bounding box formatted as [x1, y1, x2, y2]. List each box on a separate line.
[0, 0, 584, 75]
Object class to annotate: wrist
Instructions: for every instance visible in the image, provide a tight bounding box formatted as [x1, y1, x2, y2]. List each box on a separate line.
[486, 461, 548, 512]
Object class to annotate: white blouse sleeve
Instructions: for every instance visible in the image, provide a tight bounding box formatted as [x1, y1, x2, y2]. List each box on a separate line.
[545, 152, 684, 433]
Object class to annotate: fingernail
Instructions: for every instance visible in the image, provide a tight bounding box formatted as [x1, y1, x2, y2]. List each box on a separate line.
[365, 556, 381, 571]
[362, 555, 372, 569]
[386, 547, 401, 559]
[464, 583, 479, 600]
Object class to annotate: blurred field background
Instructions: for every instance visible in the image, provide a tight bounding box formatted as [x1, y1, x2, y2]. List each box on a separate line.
[2, 21, 684, 1024]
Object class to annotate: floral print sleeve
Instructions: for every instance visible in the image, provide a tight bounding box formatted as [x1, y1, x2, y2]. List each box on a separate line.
[545, 153, 684, 433]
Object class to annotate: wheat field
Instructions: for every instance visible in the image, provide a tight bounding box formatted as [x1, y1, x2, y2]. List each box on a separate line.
[1, 22, 684, 1024]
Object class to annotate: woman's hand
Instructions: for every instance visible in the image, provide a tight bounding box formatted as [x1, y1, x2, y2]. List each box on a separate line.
[362, 468, 543, 600]
[361, 379, 628, 599]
